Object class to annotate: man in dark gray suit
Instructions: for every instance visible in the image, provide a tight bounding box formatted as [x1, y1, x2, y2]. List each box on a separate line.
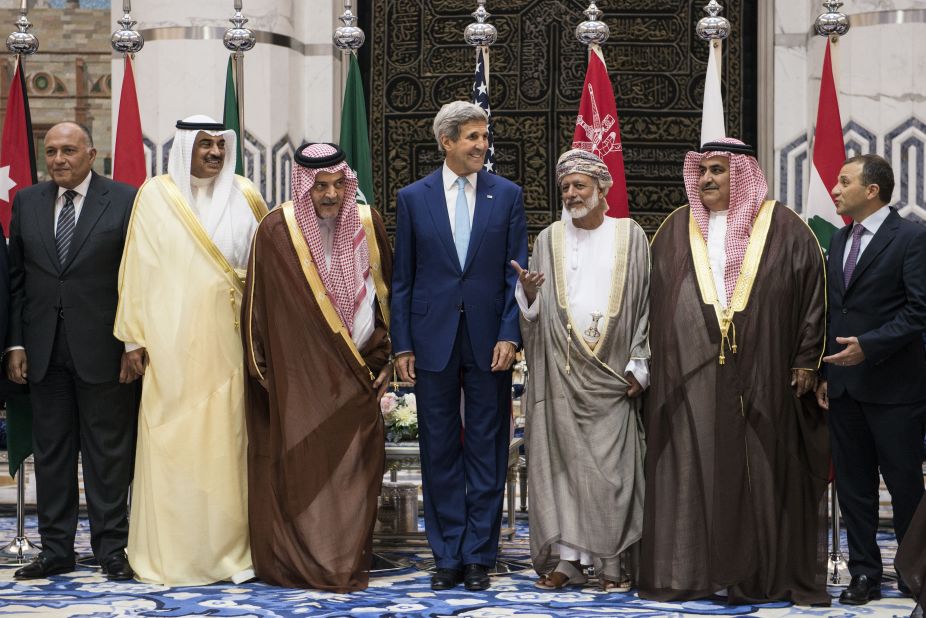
[5, 122, 139, 580]
[816, 154, 926, 606]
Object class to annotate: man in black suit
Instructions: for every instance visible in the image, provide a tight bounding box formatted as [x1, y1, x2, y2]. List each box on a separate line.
[5, 122, 139, 580]
[816, 154, 926, 606]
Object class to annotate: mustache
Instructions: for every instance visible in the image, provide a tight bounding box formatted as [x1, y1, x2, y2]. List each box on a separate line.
[319, 198, 339, 206]
[701, 184, 719, 191]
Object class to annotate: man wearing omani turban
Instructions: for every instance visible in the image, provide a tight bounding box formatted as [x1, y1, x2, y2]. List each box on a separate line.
[514, 148, 650, 592]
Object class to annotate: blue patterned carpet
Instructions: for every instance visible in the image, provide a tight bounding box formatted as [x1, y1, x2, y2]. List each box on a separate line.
[0, 514, 917, 617]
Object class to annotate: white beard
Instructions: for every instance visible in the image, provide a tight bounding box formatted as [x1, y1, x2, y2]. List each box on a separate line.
[563, 192, 600, 220]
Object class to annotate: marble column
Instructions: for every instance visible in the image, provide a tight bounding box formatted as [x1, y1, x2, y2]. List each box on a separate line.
[110, 0, 346, 207]
[774, 0, 926, 223]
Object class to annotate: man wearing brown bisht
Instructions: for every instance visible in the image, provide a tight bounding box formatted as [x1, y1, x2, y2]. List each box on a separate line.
[241, 143, 393, 591]
[639, 137, 830, 605]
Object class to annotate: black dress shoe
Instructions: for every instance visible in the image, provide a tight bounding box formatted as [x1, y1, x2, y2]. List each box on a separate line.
[463, 563, 490, 591]
[911, 604, 923, 618]
[839, 574, 881, 605]
[100, 553, 134, 581]
[13, 553, 75, 580]
[431, 567, 463, 590]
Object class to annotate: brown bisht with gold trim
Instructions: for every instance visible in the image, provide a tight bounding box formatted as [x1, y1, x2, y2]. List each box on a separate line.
[639, 202, 831, 605]
[897, 495, 926, 608]
[241, 201, 391, 592]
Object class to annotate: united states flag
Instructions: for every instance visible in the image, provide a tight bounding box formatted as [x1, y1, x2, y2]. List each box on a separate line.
[471, 46, 496, 174]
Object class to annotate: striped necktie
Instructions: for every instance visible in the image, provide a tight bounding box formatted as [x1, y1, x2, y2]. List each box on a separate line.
[843, 223, 865, 287]
[56, 189, 78, 264]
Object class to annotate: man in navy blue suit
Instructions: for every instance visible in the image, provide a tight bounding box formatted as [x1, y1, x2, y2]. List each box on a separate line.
[391, 101, 528, 591]
[816, 154, 926, 606]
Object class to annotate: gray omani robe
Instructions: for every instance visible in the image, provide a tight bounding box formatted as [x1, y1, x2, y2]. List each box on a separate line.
[521, 217, 650, 580]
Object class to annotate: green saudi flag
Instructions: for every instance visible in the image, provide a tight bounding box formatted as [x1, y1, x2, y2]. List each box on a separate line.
[6, 392, 32, 478]
[339, 53, 374, 206]
[223, 55, 244, 176]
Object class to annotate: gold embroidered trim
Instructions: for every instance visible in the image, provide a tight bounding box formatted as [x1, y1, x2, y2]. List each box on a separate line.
[281, 202, 370, 377]
[245, 230, 265, 382]
[550, 219, 629, 384]
[357, 203, 390, 327]
[235, 175, 270, 221]
[689, 199, 776, 364]
[155, 175, 245, 291]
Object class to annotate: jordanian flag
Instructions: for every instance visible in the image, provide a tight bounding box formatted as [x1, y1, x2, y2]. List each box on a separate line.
[339, 52, 374, 206]
[0, 56, 37, 478]
[806, 39, 849, 253]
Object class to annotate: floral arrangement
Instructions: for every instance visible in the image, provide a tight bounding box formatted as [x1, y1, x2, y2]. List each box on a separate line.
[380, 391, 418, 443]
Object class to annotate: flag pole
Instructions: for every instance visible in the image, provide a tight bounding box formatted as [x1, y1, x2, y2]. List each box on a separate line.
[813, 0, 851, 587]
[695, 1, 730, 145]
[465, 0, 498, 174]
[0, 0, 39, 566]
[224, 0, 255, 169]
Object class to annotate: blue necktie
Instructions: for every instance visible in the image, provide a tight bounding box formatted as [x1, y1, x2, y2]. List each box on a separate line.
[454, 176, 471, 268]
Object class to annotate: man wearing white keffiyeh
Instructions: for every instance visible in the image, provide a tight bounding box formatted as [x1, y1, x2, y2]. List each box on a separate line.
[115, 115, 268, 586]
[640, 138, 830, 605]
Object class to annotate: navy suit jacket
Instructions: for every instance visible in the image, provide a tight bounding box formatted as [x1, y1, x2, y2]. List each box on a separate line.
[391, 168, 528, 372]
[825, 207, 926, 404]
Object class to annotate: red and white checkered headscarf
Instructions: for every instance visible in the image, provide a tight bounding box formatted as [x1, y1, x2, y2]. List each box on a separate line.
[292, 143, 369, 334]
[683, 137, 768, 303]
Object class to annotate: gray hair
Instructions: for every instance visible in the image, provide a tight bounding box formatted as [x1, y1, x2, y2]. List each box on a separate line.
[432, 101, 488, 152]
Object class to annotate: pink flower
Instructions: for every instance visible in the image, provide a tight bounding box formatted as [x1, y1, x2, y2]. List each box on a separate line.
[380, 392, 399, 415]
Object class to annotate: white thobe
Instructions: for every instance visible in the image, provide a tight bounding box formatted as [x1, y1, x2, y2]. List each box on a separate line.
[707, 210, 728, 308]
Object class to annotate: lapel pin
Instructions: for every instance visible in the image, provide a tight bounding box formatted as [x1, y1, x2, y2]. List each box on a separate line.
[487, 194, 493, 199]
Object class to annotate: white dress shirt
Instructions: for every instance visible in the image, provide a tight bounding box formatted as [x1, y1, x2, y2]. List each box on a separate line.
[54, 172, 93, 229]
[442, 163, 477, 234]
[842, 205, 890, 268]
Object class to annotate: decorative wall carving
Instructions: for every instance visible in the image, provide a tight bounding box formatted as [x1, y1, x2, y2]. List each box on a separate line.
[367, 0, 756, 237]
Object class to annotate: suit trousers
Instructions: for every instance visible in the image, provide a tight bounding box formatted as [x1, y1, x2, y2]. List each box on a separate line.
[29, 317, 137, 562]
[415, 315, 512, 569]
[829, 395, 925, 580]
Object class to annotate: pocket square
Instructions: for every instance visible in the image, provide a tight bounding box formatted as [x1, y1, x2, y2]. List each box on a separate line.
[487, 194, 493, 199]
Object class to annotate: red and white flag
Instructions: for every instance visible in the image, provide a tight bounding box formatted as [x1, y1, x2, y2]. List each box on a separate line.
[113, 55, 146, 187]
[806, 39, 849, 252]
[0, 57, 37, 236]
[572, 44, 629, 218]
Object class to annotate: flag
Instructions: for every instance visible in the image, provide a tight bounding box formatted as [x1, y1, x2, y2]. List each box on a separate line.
[339, 52, 374, 205]
[112, 55, 146, 188]
[471, 46, 496, 174]
[223, 55, 244, 176]
[572, 44, 629, 218]
[0, 56, 37, 478]
[806, 39, 849, 253]
[0, 56, 37, 235]
[701, 41, 726, 145]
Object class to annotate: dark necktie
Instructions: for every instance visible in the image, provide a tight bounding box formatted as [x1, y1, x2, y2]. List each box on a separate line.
[843, 223, 865, 287]
[55, 189, 78, 264]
